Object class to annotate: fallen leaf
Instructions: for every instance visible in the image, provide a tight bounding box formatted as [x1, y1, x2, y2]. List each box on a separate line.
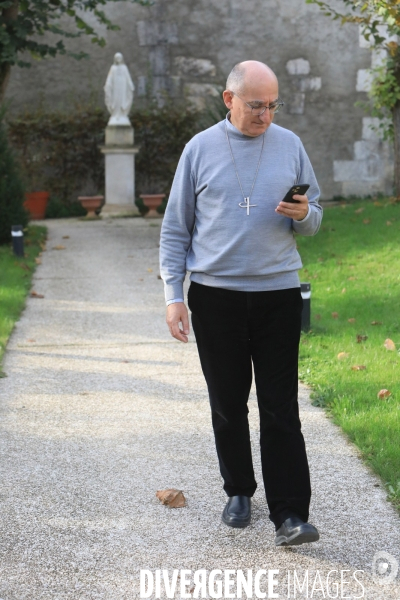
[157, 275, 162, 280]
[30, 291, 44, 298]
[35, 258, 42, 265]
[363, 219, 371, 224]
[52, 245, 66, 250]
[342, 288, 346, 293]
[147, 268, 153, 272]
[156, 489, 186, 508]
[352, 365, 366, 371]
[377, 389, 391, 399]
[354, 208, 364, 214]
[384, 339, 396, 351]
[40, 242, 46, 251]
[371, 321, 382, 325]
[356, 334, 368, 343]
[347, 276, 357, 281]
[337, 352, 349, 359]
[386, 221, 392, 226]
[332, 312, 339, 319]
[27, 339, 36, 343]
[19, 263, 30, 271]
[62, 235, 70, 239]
[348, 318, 356, 323]
[315, 314, 321, 320]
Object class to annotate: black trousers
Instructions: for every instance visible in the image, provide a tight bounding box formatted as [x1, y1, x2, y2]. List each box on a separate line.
[187, 281, 311, 528]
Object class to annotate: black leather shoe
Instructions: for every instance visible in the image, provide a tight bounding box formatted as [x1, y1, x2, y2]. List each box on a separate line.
[275, 516, 319, 546]
[222, 496, 251, 528]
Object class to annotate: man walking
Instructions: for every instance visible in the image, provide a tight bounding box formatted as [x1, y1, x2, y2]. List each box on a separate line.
[160, 61, 322, 546]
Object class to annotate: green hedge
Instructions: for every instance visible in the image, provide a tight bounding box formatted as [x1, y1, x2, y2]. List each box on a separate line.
[6, 99, 211, 213]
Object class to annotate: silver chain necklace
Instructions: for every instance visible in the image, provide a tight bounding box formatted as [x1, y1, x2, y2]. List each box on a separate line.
[225, 122, 265, 215]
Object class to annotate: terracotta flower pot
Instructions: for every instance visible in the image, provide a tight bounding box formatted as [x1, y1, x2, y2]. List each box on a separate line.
[140, 193, 165, 218]
[78, 195, 104, 218]
[24, 191, 50, 220]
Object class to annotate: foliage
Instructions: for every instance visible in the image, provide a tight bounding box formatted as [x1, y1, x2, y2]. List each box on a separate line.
[297, 198, 400, 507]
[7, 104, 107, 206]
[6, 99, 204, 209]
[306, 0, 400, 138]
[0, 0, 149, 98]
[0, 224, 46, 375]
[131, 99, 202, 196]
[0, 110, 28, 244]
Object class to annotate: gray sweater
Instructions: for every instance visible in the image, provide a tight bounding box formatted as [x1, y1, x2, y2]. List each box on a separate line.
[160, 115, 322, 303]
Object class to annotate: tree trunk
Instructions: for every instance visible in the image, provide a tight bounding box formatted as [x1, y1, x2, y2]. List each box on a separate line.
[0, 0, 19, 102]
[394, 101, 400, 197]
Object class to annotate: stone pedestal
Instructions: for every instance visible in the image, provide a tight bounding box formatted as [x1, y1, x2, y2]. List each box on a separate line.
[100, 125, 140, 209]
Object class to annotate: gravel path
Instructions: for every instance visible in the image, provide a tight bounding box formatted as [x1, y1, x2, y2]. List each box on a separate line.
[0, 217, 399, 599]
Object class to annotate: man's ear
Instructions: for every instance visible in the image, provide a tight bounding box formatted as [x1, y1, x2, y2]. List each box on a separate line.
[222, 90, 233, 109]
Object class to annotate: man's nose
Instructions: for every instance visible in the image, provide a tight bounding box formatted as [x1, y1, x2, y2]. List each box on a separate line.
[258, 109, 272, 123]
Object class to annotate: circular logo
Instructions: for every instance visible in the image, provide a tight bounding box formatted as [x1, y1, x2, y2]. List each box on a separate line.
[372, 551, 399, 585]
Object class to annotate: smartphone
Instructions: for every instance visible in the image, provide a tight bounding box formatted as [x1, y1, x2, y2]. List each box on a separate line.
[282, 184, 310, 203]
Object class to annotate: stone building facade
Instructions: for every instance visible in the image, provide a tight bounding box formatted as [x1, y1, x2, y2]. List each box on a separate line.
[5, 0, 394, 199]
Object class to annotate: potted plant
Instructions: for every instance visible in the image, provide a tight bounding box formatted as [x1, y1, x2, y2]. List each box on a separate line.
[22, 161, 50, 220]
[139, 177, 166, 218]
[78, 179, 105, 218]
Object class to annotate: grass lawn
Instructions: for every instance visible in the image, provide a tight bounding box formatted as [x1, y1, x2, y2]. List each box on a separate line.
[297, 198, 400, 509]
[0, 225, 47, 376]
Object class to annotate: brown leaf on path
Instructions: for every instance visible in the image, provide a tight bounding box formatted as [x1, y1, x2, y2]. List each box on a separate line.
[384, 339, 396, 351]
[371, 321, 382, 325]
[27, 339, 36, 343]
[30, 291, 44, 298]
[377, 389, 391, 399]
[348, 318, 356, 323]
[157, 275, 162, 279]
[52, 245, 66, 250]
[337, 352, 349, 359]
[356, 334, 368, 343]
[156, 489, 186, 508]
[35, 258, 42, 265]
[332, 312, 339, 319]
[62, 235, 70, 239]
[352, 365, 366, 371]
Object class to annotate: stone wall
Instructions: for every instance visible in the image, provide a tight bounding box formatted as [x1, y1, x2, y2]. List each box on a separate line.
[5, 0, 394, 199]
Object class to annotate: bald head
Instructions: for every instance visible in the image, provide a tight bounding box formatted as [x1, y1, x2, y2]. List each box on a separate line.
[226, 61, 278, 95]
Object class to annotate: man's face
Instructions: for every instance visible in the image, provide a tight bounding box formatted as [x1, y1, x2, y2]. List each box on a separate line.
[223, 77, 279, 137]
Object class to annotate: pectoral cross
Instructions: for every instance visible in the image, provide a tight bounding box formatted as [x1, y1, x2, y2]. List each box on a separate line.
[239, 197, 257, 216]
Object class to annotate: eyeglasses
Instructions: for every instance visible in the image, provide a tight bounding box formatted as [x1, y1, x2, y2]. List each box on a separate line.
[231, 91, 284, 116]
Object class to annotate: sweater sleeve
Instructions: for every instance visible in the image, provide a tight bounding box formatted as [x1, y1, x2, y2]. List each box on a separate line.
[292, 142, 323, 236]
[159, 149, 196, 303]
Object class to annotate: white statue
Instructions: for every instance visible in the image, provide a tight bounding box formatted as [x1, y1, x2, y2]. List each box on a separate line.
[104, 53, 134, 126]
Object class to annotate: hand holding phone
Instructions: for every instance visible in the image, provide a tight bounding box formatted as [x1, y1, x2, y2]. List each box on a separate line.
[282, 184, 310, 204]
[275, 183, 310, 221]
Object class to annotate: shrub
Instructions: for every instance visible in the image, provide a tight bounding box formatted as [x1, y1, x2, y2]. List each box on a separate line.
[6, 98, 215, 214]
[0, 111, 29, 245]
[7, 104, 107, 210]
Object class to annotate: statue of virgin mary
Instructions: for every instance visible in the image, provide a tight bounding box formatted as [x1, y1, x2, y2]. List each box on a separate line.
[104, 53, 135, 126]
